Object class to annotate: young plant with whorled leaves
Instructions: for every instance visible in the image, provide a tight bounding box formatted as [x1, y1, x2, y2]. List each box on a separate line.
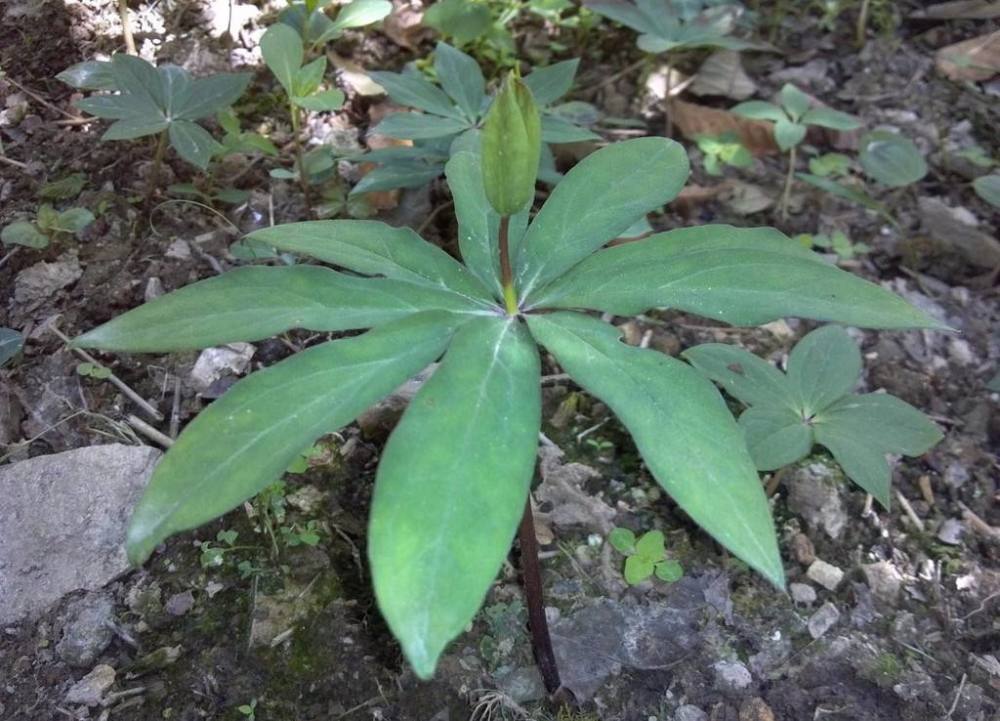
[74, 75, 943, 689]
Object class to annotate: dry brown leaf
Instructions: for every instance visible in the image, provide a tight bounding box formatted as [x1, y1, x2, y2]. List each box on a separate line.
[671, 100, 779, 156]
[381, 1, 432, 49]
[936, 30, 1000, 81]
[912, 1, 1000, 19]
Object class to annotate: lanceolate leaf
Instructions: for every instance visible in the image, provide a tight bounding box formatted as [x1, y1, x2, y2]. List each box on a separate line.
[368, 71, 462, 119]
[168, 120, 221, 169]
[370, 317, 541, 678]
[73, 266, 482, 352]
[515, 137, 690, 297]
[433, 42, 485, 120]
[682, 342, 798, 409]
[523, 59, 580, 106]
[176, 73, 253, 121]
[126, 312, 461, 565]
[785, 325, 860, 415]
[246, 220, 493, 303]
[526, 311, 785, 588]
[372, 112, 471, 140]
[330, 0, 392, 30]
[529, 225, 944, 330]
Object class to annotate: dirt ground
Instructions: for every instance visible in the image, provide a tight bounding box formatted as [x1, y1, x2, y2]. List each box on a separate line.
[1, 1, 998, 720]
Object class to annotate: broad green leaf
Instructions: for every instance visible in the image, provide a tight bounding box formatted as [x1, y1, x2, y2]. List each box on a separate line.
[634, 530, 665, 560]
[76, 95, 134, 119]
[261, 24, 304, 94]
[57, 60, 117, 91]
[74, 265, 480, 352]
[53, 208, 95, 235]
[526, 311, 785, 588]
[370, 317, 541, 678]
[169, 120, 221, 169]
[0, 327, 24, 366]
[158, 65, 192, 119]
[351, 162, 444, 194]
[682, 342, 798, 409]
[294, 89, 345, 111]
[608, 527, 636, 554]
[515, 137, 689, 297]
[445, 149, 529, 299]
[774, 119, 806, 151]
[584, 0, 654, 34]
[785, 325, 860, 415]
[540, 114, 601, 144]
[176, 73, 251, 121]
[372, 112, 470, 140]
[624, 555, 654, 584]
[800, 107, 861, 131]
[246, 220, 493, 303]
[523, 59, 579, 106]
[813, 425, 893, 506]
[433, 43, 485, 119]
[779, 84, 810, 121]
[110, 54, 164, 112]
[859, 131, 927, 188]
[739, 405, 812, 470]
[731, 100, 786, 123]
[973, 173, 1000, 209]
[423, 0, 492, 44]
[1, 221, 49, 249]
[103, 116, 169, 141]
[529, 225, 944, 330]
[330, 0, 392, 30]
[368, 71, 461, 119]
[126, 312, 460, 565]
[39, 173, 86, 200]
[293, 57, 326, 98]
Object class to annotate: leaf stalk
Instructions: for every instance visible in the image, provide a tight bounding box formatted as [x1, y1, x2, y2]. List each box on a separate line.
[517, 497, 561, 695]
[499, 215, 518, 315]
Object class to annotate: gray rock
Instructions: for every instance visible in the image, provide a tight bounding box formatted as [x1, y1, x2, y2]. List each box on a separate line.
[56, 593, 115, 667]
[65, 664, 115, 706]
[622, 603, 701, 669]
[713, 659, 753, 692]
[551, 599, 626, 701]
[14, 252, 82, 304]
[807, 602, 841, 639]
[675, 705, 709, 721]
[936, 518, 965, 545]
[807, 559, 845, 591]
[164, 590, 195, 617]
[495, 665, 546, 703]
[790, 582, 817, 606]
[786, 462, 848, 540]
[0, 444, 161, 625]
[190, 343, 254, 392]
[861, 561, 903, 604]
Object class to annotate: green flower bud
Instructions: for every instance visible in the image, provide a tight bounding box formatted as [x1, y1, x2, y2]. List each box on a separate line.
[482, 73, 541, 216]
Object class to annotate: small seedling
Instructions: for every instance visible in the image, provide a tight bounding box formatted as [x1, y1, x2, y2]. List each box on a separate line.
[76, 75, 942, 687]
[237, 698, 257, 721]
[732, 83, 861, 220]
[0, 328, 23, 367]
[609, 528, 683, 585]
[696, 131, 752, 175]
[808, 152, 851, 178]
[1, 204, 95, 250]
[280, 0, 391, 52]
[281, 520, 322, 547]
[75, 361, 112, 380]
[59, 56, 251, 188]
[39, 173, 87, 201]
[199, 528, 242, 568]
[357, 43, 598, 194]
[684, 325, 943, 506]
[858, 130, 927, 188]
[796, 229, 869, 261]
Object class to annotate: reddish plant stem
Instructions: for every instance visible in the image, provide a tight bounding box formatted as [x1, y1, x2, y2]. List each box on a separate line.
[517, 497, 561, 694]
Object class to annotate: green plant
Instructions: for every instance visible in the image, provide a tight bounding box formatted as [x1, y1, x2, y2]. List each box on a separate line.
[696, 131, 752, 175]
[237, 698, 257, 721]
[423, 0, 522, 66]
[858, 130, 927, 188]
[356, 43, 598, 194]
[58, 56, 251, 187]
[261, 23, 347, 210]
[1, 204, 94, 250]
[585, 0, 763, 134]
[796, 229, 869, 261]
[732, 83, 861, 220]
[683, 325, 942, 505]
[973, 173, 1000, 208]
[199, 528, 243, 568]
[609, 528, 683, 584]
[75, 79, 943, 685]
[75, 362, 113, 380]
[279, 0, 392, 52]
[0, 328, 23, 367]
[808, 152, 851, 178]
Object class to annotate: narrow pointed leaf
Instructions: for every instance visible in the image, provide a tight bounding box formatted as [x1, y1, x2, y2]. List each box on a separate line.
[126, 312, 460, 565]
[58, 60, 117, 91]
[785, 325, 861, 415]
[169, 120, 221, 169]
[682, 342, 798, 409]
[246, 220, 493, 303]
[261, 24, 304, 94]
[370, 317, 541, 678]
[800, 107, 861, 130]
[330, 0, 392, 30]
[433, 43, 485, 119]
[540, 114, 602, 143]
[739, 406, 813, 470]
[74, 265, 481, 352]
[529, 225, 944, 330]
[731, 100, 786, 122]
[584, 0, 655, 33]
[368, 71, 462, 119]
[523, 59, 580, 106]
[515, 137, 689, 297]
[76, 95, 134, 119]
[526, 311, 785, 588]
[294, 89, 345, 111]
[110, 54, 164, 111]
[103, 116, 169, 141]
[176, 73, 252, 120]
[372, 111, 470, 139]
[351, 162, 444, 194]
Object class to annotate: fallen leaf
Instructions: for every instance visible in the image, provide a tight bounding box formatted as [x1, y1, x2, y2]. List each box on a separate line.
[721, 180, 774, 215]
[689, 50, 757, 100]
[330, 52, 385, 96]
[912, 1, 1000, 19]
[936, 30, 1000, 81]
[671, 99, 779, 156]
[382, 1, 432, 49]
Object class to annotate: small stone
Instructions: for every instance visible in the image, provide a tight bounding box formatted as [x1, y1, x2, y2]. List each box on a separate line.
[190, 343, 255, 392]
[786, 462, 848, 540]
[790, 582, 817, 606]
[164, 591, 194, 617]
[65, 664, 115, 706]
[936, 518, 964, 545]
[495, 665, 546, 703]
[165, 239, 191, 259]
[739, 697, 775, 721]
[675, 705, 708, 721]
[131, 645, 181, 673]
[943, 462, 970, 489]
[143, 277, 164, 301]
[807, 601, 840, 639]
[713, 659, 753, 692]
[204, 581, 224, 598]
[862, 561, 903, 604]
[790, 532, 816, 565]
[287, 485, 324, 514]
[807, 559, 844, 591]
[56, 594, 115, 667]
